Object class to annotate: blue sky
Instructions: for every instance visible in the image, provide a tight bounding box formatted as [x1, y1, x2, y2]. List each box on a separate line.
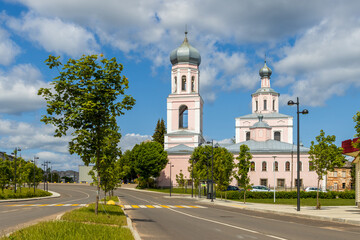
[0, 0, 359, 170]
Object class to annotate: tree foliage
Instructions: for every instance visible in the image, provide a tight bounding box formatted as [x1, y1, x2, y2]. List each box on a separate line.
[234, 144, 252, 203]
[38, 54, 135, 214]
[118, 150, 137, 182]
[353, 111, 360, 149]
[132, 141, 168, 188]
[309, 130, 345, 209]
[152, 118, 166, 147]
[176, 170, 186, 188]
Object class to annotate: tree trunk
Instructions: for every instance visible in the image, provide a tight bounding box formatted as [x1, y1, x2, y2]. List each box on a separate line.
[104, 191, 107, 204]
[316, 178, 320, 209]
[95, 147, 100, 215]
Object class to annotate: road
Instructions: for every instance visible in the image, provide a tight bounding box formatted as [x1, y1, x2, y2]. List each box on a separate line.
[116, 188, 360, 240]
[0, 183, 97, 236]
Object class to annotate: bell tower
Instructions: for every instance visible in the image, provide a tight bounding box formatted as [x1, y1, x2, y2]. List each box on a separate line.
[164, 32, 204, 149]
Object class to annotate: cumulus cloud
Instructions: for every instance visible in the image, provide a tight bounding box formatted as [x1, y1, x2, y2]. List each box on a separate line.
[119, 133, 152, 152]
[0, 27, 20, 65]
[35, 151, 81, 171]
[0, 64, 47, 114]
[5, 12, 99, 57]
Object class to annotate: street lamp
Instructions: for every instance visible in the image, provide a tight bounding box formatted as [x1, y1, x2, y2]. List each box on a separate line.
[168, 162, 174, 197]
[204, 140, 219, 202]
[273, 156, 276, 203]
[31, 156, 39, 194]
[288, 97, 308, 211]
[11, 147, 21, 193]
[191, 157, 197, 198]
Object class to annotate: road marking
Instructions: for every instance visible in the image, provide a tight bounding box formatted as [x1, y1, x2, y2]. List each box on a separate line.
[146, 205, 155, 208]
[139, 205, 147, 208]
[175, 205, 185, 208]
[4, 204, 204, 209]
[132, 205, 140, 208]
[168, 208, 288, 240]
[160, 205, 170, 208]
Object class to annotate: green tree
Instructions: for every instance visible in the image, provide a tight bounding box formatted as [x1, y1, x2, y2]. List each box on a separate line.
[176, 170, 186, 189]
[309, 130, 346, 209]
[133, 141, 168, 188]
[152, 118, 166, 147]
[38, 54, 135, 214]
[0, 159, 11, 193]
[234, 144, 252, 203]
[118, 149, 137, 182]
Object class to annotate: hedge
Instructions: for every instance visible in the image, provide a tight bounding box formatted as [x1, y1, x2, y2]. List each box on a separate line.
[216, 190, 355, 200]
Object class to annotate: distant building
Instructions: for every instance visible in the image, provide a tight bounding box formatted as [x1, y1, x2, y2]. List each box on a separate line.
[78, 165, 96, 183]
[327, 161, 353, 191]
[0, 152, 14, 161]
[53, 170, 79, 183]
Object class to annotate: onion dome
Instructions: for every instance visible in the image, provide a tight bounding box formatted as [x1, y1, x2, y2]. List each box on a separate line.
[259, 60, 272, 78]
[170, 32, 201, 66]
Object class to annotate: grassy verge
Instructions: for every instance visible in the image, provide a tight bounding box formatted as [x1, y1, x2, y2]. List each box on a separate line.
[0, 188, 51, 199]
[230, 198, 356, 206]
[1, 204, 133, 240]
[101, 196, 119, 202]
[146, 187, 192, 195]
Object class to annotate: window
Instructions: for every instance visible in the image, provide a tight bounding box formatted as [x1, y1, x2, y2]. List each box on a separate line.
[334, 182, 338, 190]
[264, 100, 267, 110]
[333, 171, 338, 177]
[274, 161, 278, 172]
[262, 161, 267, 171]
[246, 132, 250, 141]
[181, 75, 186, 91]
[255, 101, 258, 111]
[274, 131, 280, 141]
[342, 183, 346, 189]
[191, 76, 195, 92]
[295, 178, 303, 188]
[277, 179, 285, 187]
[309, 161, 314, 171]
[250, 162, 255, 171]
[273, 99, 275, 110]
[342, 171, 346, 178]
[179, 105, 188, 129]
[285, 161, 290, 171]
[298, 161, 302, 171]
[260, 179, 268, 186]
[174, 77, 177, 93]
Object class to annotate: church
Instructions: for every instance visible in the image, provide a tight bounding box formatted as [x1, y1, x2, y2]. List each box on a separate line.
[158, 32, 320, 190]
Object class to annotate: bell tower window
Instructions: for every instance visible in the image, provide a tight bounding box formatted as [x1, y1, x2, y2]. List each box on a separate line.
[255, 101, 258, 111]
[179, 105, 188, 129]
[174, 76, 177, 93]
[182, 75, 186, 91]
[273, 99, 275, 110]
[246, 132, 250, 141]
[274, 131, 280, 141]
[264, 100, 267, 110]
[191, 76, 195, 92]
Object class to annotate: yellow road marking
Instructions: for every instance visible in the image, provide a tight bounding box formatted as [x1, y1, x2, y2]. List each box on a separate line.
[146, 205, 155, 208]
[132, 205, 140, 208]
[71, 204, 79, 206]
[175, 205, 185, 208]
[38, 204, 49, 206]
[160, 205, 170, 208]
[119, 205, 124, 208]
[55, 204, 64, 206]
[188, 206, 199, 208]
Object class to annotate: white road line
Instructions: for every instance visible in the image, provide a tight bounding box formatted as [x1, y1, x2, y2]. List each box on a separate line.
[79, 204, 87, 207]
[195, 205, 206, 208]
[63, 204, 72, 206]
[139, 205, 147, 208]
[124, 205, 132, 209]
[153, 205, 162, 208]
[180, 205, 191, 208]
[168, 208, 288, 240]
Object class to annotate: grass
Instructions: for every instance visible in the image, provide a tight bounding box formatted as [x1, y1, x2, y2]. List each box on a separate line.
[101, 195, 119, 202]
[231, 198, 356, 206]
[146, 187, 192, 195]
[0, 221, 133, 240]
[0, 188, 51, 199]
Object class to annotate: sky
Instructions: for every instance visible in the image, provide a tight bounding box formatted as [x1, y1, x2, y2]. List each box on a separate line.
[0, 0, 359, 171]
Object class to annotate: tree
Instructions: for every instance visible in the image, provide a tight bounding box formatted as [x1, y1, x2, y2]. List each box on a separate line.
[176, 170, 186, 189]
[353, 111, 360, 148]
[118, 150, 137, 183]
[133, 141, 168, 188]
[234, 144, 252, 203]
[309, 130, 346, 209]
[38, 54, 135, 214]
[0, 159, 11, 193]
[152, 118, 166, 147]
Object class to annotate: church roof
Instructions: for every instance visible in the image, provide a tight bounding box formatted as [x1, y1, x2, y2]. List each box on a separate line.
[251, 87, 279, 96]
[166, 144, 194, 154]
[165, 130, 201, 136]
[236, 112, 292, 119]
[225, 140, 309, 154]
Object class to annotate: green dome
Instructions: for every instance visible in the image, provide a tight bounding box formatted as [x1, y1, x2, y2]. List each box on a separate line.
[170, 33, 201, 66]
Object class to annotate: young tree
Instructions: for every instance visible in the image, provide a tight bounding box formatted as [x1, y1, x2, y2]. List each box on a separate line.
[354, 111, 360, 148]
[0, 159, 11, 193]
[118, 149, 137, 183]
[38, 54, 135, 214]
[309, 130, 345, 209]
[152, 118, 167, 147]
[234, 144, 252, 203]
[133, 141, 168, 188]
[176, 170, 186, 189]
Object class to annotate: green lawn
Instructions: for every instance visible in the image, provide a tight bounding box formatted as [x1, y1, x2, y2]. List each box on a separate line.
[231, 198, 355, 206]
[0, 188, 51, 199]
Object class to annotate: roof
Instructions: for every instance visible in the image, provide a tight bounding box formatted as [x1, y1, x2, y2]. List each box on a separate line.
[225, 140, 309, 154]
[236, 112, 292, 119]
[251, 87, 279, 96]
[250, 115, 271, 129]
[170, 33, 201, 66]
[166, 144, 194, 154]
[165, 130, 201, 136]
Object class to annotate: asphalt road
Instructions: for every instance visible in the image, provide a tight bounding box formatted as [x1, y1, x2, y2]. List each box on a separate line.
[116, 188, 360, 240]
[0, 183, 97, 236]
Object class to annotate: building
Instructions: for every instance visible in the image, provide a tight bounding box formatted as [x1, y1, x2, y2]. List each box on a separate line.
[326, 161, 353, 191]
[159, 33, 320, 190]
[78, 165, 96, 183]
[342, 138, 360, 207]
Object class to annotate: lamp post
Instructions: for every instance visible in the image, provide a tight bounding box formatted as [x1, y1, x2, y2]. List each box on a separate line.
[288, 97, 309, 211]
[32, 156, 39, 194]
[191, 157, 197, 198]
[11, 147, 21, 193]
[168, 162, 174, 197]
[273, 156, 276, 203]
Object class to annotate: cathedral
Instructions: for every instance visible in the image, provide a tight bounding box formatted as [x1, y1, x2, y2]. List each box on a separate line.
[159, 33, 320, 190]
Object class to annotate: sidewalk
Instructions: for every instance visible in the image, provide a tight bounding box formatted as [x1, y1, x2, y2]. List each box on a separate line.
[121, 187, 360, 226]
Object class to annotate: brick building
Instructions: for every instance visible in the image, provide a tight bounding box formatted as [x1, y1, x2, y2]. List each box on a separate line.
[327, 161, 353, 191]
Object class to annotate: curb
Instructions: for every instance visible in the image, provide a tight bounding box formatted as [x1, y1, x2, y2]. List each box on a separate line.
[0, 191, 60, 202]
[117, 196, 141, 240]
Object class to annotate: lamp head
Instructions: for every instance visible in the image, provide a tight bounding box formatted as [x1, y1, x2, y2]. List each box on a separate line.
[301, 109, 309, 115]
[287, 100, 295, 106]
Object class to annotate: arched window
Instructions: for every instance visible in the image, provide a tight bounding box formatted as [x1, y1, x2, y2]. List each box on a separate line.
[191, 76, 195, 92]
[174, 76, 177, 93]
[274, 131, 281, 141]
[273, 100, 275, 110]
[250, 162, 255, 171]
[179, 105, 188, 129]
[262, 161, 267, 171]
[298, 161, 302, 172]
[285, 161, 290, 171]
[274, 161, 278, 172]
[246, 132, 250, 141]
[182, 75, 186, 91]
[264, 100, 267, 110]
[255, 101, 258, 111]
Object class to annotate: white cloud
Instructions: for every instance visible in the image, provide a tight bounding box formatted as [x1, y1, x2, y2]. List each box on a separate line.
[0, 27, 20, 65]
[119, 133, 152, 152]
[0, 64, 47, 114]
[5, 12, 99, 57]
[35, 151, 81, 171]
